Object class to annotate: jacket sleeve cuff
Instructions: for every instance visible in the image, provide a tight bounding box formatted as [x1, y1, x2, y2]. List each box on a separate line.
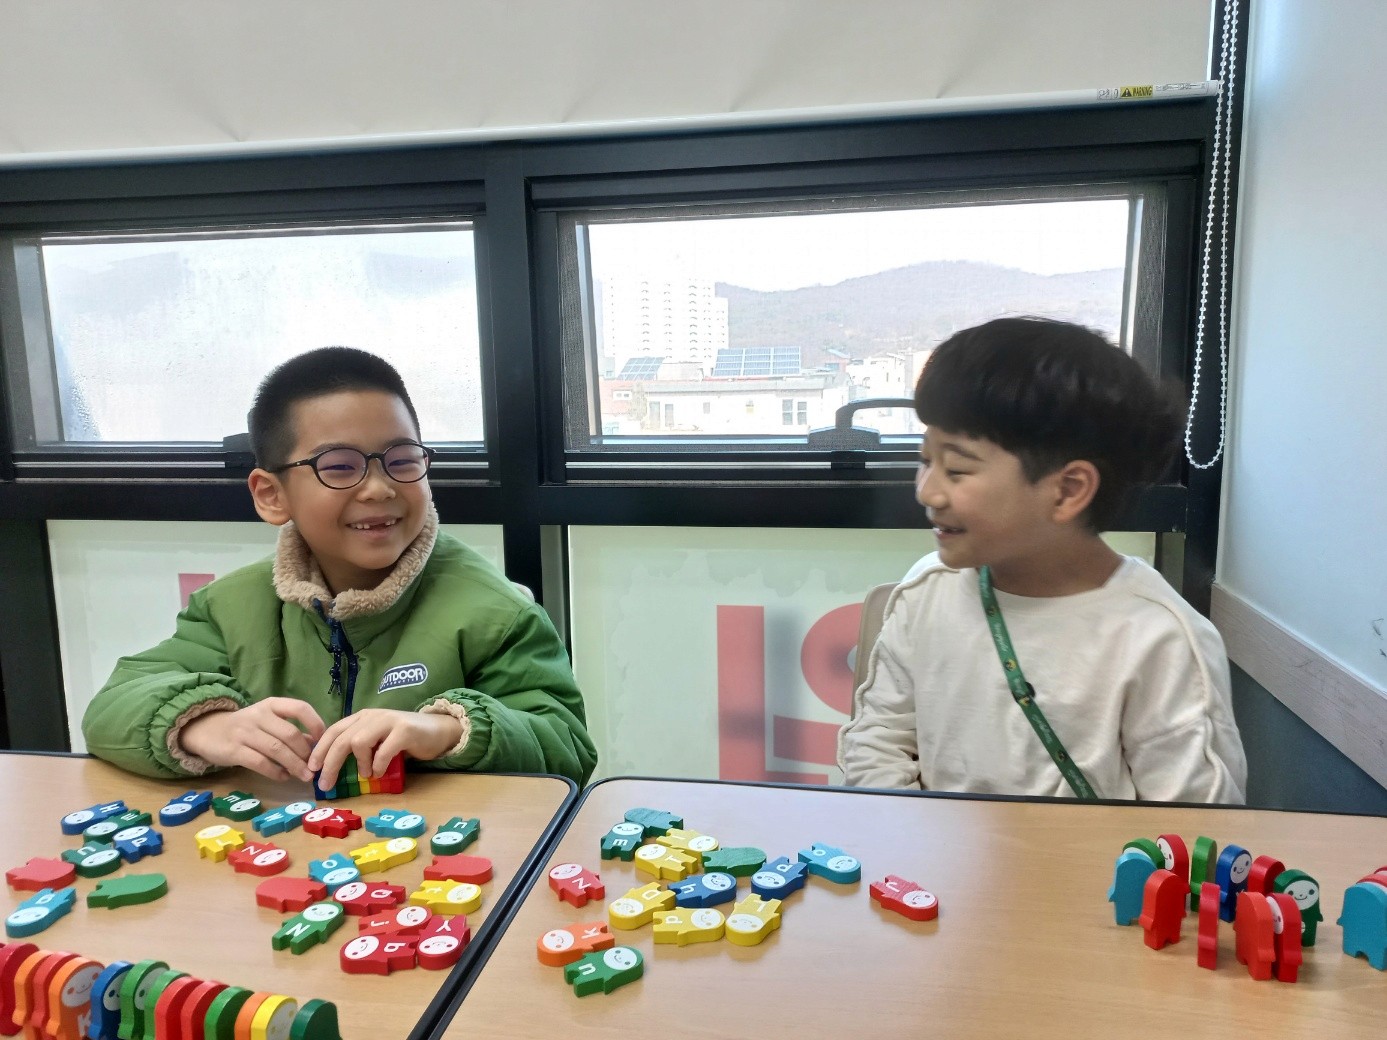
[420, 698, 472, 758]
[165, 697, 241, 775]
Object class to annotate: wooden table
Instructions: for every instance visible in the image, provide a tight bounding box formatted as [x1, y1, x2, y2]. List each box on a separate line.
[435, 778, 1387, 1039]
[0, 753, 575, 1040]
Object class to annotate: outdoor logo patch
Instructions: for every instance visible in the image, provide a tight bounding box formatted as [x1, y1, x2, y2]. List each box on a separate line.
[378, 662, 428, 694]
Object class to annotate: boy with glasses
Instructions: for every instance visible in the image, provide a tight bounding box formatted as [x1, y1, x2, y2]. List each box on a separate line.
[838, 318, 1246, 801]
[84, 347, 596, 786]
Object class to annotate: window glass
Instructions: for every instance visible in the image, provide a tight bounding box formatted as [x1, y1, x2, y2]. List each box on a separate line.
[562, 195, 1138, 453]
[30, 222, 482, 445]
[569, 525, 1156, 782]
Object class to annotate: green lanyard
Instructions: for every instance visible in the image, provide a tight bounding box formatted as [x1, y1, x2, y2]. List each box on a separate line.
[977, 566, 1098, 800]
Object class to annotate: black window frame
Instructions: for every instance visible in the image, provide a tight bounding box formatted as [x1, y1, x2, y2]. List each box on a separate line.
[0, 98, 1232, 751]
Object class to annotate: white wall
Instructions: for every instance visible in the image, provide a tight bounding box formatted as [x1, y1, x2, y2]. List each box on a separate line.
[1220, 0, 1387, 691]
[0, 1, 1212, 163]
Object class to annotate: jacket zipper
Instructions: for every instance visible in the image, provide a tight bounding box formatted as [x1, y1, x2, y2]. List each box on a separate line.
[316, 601, 360, 717]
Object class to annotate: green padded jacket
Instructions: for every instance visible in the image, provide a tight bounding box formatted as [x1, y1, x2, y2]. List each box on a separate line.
[82, 519, 596, 785]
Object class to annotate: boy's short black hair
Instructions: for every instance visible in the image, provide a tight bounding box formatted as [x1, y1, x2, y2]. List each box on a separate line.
[248, 347, 421, 469]
[914, 317, 1181, 531]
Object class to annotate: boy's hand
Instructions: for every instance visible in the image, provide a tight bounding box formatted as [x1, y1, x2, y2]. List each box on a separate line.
[309, 709, 464, 792]
[178, 698, 327, 783]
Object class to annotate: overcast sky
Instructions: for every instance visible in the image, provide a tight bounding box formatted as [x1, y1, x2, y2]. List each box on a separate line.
[589, 199, 1131, 292]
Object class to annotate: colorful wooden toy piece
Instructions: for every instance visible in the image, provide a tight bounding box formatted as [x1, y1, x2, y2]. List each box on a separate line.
[84, 810, 153, 844]
[1215, 844, 1252, 922]
[409, 879, 483, 915]
[632, 844, 696, 882]
[415, 916, 470, 970]
[537, 921, 616, 966]
[1269, 892, 1303, 982]
[429, 817, 480, 855]
[212, 792, 262, 821]
[751, 857, 808, 900]
[548, 863, 605, 906]
[622, 808, 683, 838]
[1108, 849, 1157, 926]
[653, 907, 725, 945]
[255, 876, 329, 912]
[87, 874, 169, 909]
[202, 985, 254, 1040]
[1188, 835, 1217, 911]
[150, 974, 204, 1040]
[798, 844, 861, 884]
[1137, 868, 1188, 950]
[195, 824, 246, 862]
[364, 808, 427, 839]
[314, 751, 406, 800]
[59, 800, 126, 835]
[1272, 869, 1322, 946]
[1247, 855, 1285, 896]
[289, 1000, 342, 1040]
[86, 960, 133, 1040]
[1155, 834, 1189, 882]
[0, 941, 40, 1037]
[701, 847, 768, 877]
[243, 994, 299, 1040]
[251, 802, 315, 837]
[158, 790, 213, 826]
[45, 955, 102, 1040]
[112, 826, 164, 863]
[20, 951, 79, 1040]
[1121, 838, 1164, 868]
[671, 872, 737, 909]
[358, 904, 434, 937]
[563, 947, 643, 996]
[655, 828, 719, 865]
[1234, 891, 1276, 980]
[138, 969, 188, 1040]
[6, 948, 50, 1039]
[348, 837, 418, 873]
[307, 852, 359, 893]
[176, 980, 229, 1040]
[301, 807, 363, 840]
[60, 843, 122, 878]
[424, 853, 493, 884]
[599, 822, 644, 861]
[272, 902, 347, 954]
[608, 882, 676, 930]
[725, 893, 783, 946]
[1197, 882, 1221, 969]
[6, 886, 76, 937]
[6, 857, 75, 892]
[1338, 881, 1387, 970]
[339, 935, 417, 975]
[333, 881, 407, 916]
[116, 959, 169, 1040]
[869, 875, 939, 922]
[228, 842, 291, 877]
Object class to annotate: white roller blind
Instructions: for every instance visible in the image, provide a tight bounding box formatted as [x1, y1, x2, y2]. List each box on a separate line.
[0, 1, 1213, 165]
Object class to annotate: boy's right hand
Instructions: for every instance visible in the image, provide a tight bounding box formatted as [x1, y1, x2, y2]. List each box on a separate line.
[178, 698, 327, 783]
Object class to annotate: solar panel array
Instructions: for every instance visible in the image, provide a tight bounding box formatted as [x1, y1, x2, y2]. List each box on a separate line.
[710, 346, 801, 377]
[617, 356, 665, 379]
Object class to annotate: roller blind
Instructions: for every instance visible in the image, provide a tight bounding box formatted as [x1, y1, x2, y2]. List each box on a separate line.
[0, 1, 1214, 165]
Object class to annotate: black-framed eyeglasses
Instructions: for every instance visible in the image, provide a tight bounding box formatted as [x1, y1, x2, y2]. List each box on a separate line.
[273, 441, 436, 490]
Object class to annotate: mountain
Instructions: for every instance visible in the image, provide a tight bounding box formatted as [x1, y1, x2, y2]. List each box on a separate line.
[717, 261, 1124, 366]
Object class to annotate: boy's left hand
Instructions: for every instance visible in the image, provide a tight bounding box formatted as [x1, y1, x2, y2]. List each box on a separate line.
[309, 708, 464, 792]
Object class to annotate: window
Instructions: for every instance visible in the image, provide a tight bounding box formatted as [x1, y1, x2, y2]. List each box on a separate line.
[2, 220, 483, 452]
[553, 185, 1168, 467]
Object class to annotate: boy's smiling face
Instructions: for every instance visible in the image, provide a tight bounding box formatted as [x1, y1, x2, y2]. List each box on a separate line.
[250, 389, 431, 594]
[915, 427, 1061, 580]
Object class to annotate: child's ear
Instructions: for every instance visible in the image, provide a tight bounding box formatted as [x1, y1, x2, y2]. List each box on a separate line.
[248, 469, 292, 526]
[1050, 460, 1101, 525]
